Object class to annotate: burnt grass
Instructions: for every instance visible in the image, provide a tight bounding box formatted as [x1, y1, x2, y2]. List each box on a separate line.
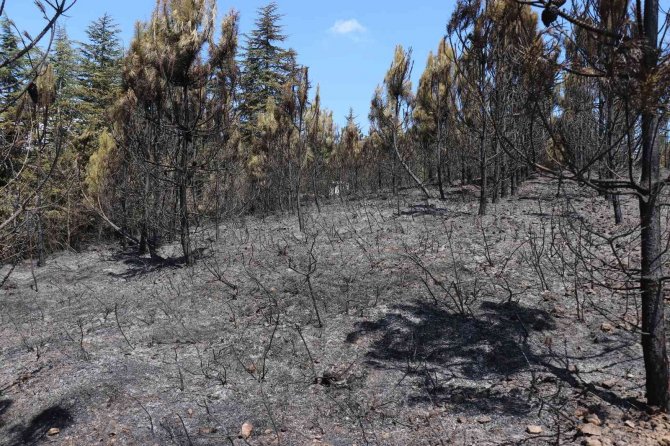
[0, 177, 668, 445]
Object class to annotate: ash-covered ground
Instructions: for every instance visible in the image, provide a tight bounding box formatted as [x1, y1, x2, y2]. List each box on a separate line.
[2, 177, 669, 445]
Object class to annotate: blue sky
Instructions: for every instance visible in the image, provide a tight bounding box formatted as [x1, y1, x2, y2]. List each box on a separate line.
[5, 1, 669, 132]
[4, 0, 457, 131]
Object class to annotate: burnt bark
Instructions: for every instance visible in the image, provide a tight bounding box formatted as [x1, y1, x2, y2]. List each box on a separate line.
[638, 0, 669, 410]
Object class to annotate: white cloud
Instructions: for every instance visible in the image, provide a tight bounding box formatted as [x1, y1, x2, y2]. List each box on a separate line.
[329, 19, 366, 35]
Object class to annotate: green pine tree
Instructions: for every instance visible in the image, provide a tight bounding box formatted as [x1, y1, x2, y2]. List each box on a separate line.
[0, 16, 28, 106]
[78, 13, 123, 132]
[50, 26, 79, 120]
[239, 2, 296, 139]
[0, 16, 29, 186]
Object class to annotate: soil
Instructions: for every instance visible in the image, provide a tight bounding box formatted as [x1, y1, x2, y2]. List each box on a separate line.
[1, 177, 669, 445]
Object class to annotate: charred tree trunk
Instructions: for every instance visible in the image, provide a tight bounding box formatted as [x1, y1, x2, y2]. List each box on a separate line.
[606, 105, 623, 224]
[639, 186, 668, 409]
[500, 155, 508, 198]
[478, 118, 488, 216]
[139, 172, 150, 255]
[492, 139, 500, 204]
[461, 149, 466, 186]
[179, 86, 192, 265]
[312, 160, 321, 213]
[639, 0, 669, 410]
[437, 120, 446, 200]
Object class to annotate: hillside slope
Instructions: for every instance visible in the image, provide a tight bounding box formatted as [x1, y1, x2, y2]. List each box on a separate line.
[1, 178, 668, 445]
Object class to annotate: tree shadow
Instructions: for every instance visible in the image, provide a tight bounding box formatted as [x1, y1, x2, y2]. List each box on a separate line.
[0, 400, 12, 417]
[108, 247, 210, 280]
[347, 299, 642, 416]
[109, 253, 184, 280]
[8, 405, 72, 446]
[399, 203, 472, 218]
[0, 399, 13, 428]
[349, 300, 553, 375]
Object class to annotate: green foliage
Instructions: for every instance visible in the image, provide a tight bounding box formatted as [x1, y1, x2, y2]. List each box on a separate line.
[51, 27, 80, 119]
[0, 17, 32, 187]
[0, 16, 27, 103]
[239, 2, 297, 137]
[79, 13, 123, 132]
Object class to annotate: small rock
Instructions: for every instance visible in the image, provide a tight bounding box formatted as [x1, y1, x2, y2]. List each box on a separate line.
[552, 305, 566, 316]
[541, 290, 559, 301]
[527, 425, 543, 434]
[199, 427, 217, 434]
[477, 416, 492, 424]
[584, 439, 602, 446]
[585, 414, 602, 426]
[575, 408, 590, 418]
[624, 420, 635, 428]
[601, 322, 614, 332]
[578, 423, 602, 437]
[245, 363, 257, 374]
[568, 364, 579, 373]
[47, 428, 60, 436]
[457, 416, 466, 424]
[240, 422, 253, 439]
[601, 379, 617, 389]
